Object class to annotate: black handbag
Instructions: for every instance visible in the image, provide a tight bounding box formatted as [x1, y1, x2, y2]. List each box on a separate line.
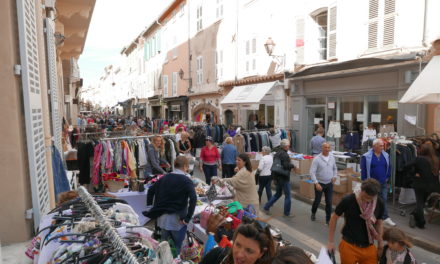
[255, 170, 260, 185]
[271, 157, 290, 177]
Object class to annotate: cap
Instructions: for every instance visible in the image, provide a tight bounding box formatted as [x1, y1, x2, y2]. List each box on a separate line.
[206, 136, 214, 142]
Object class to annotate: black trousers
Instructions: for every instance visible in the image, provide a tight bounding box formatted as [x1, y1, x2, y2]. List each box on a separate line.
[311, 182, 333, 222]
[222, 164, 235, 178]
[412, 188, 431, 228]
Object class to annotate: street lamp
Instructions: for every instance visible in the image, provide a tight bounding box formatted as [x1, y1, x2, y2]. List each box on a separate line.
[178, 68, 193, 92]
[264, 37, 285, 70]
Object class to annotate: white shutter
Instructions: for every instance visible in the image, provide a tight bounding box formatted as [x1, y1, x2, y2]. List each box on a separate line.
[327, 6, 337, 59]
[383, 0, 395, 46]
[16, 0, 50, 230]
[295, 18, 305, 64]
[163, 75, 168, 97]
[368, 0, 379, 49]
[172, 72, 177, 96]
[45, 18, 62, 153]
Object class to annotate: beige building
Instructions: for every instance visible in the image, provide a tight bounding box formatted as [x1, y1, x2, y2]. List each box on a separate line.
[0, 0, 95, 244]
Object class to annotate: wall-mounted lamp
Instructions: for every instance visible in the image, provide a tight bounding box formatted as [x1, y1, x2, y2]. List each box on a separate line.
[264, 37, 285, 70]
[54, 32, 65, 46]
[178, 68, 193, 92]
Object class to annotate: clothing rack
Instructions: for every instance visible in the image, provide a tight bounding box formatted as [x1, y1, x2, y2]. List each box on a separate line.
[77, 186, 141, 264]
[390, 136, 414, 208]
[103, 134, 175, 141]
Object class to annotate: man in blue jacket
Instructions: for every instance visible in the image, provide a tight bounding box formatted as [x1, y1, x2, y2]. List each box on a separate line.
[361, 139, 396, 226]
[145, 156, 197, 255]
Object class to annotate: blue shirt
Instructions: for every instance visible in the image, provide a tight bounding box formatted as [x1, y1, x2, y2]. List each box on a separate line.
[310, 135, 325, 155]
[221, 144, 238, 165]
[370, 153, 389, 184]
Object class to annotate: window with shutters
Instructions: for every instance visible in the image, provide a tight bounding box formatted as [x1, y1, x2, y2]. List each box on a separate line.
[172, 72, 178, 96]
[368, 0, 396, 50]
[327, 6, 337, 58]
[245, 38, 257, 73]
[197, 5, 203, 32]
[295, 18, 305, 64]
[163, 75, 169, 97]
[197, 56, 203, 84]
[173, 35, 177, 58]
[179, 3, 185, 16]
[216, 0, 223, 19]
[314, 12, 328, 60]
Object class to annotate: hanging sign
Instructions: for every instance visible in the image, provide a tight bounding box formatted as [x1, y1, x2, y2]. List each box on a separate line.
[356, 114, 364, 122]
[343, 113, 352, 121]
[388, 100, 398, 109]
[328, 102, 335, 109]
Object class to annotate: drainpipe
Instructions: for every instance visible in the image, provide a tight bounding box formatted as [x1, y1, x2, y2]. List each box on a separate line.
[422, 0, 429, 47]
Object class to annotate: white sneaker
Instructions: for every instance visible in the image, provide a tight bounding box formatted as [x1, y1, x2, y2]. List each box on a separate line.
[384, 218, 396, 226]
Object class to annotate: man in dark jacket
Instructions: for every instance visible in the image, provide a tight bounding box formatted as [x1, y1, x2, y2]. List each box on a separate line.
[144, 156, 197, 255]
[263, 139, 296, 218]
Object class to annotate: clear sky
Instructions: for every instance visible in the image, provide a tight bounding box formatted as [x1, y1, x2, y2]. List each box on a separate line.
[78, 0, 172, 89]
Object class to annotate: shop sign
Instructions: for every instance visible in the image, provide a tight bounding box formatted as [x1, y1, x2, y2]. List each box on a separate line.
[171, 105, 181, 111]
[328, 102, 335, 109]
[388, 100, 398, 109]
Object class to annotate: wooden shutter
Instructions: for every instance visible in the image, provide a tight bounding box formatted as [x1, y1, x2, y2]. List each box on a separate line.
[368, 0, 379, 49]
[295, 17, 305, 64]
[163, 75, 168, 97]
[327, 6, 337, 59]
[45, 18, 62, 153]
[16, 0, 50, 230]
[172, 72, 177, 96]
[383, 0, 395, 46]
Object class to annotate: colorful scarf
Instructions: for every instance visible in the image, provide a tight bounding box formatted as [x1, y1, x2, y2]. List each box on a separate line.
[355, 190, 378, 244]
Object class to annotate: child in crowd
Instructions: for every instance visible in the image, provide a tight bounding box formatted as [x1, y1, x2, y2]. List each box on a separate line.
[380, 228, 417, 264]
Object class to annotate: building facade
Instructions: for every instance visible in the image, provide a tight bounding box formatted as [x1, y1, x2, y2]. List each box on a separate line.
[0, 0, 95, 244]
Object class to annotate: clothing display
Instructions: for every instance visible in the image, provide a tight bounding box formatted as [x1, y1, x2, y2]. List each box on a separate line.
[327, 121, 342, 138]
[362, 128, 377, 143]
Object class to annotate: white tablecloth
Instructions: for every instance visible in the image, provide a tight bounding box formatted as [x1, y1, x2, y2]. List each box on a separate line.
[109, 186, 150, 225]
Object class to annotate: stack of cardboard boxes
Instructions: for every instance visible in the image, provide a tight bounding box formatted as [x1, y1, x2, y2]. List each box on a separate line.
[298, 168, 363, 205]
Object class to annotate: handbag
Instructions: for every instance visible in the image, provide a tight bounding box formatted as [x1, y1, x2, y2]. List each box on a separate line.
[181, 231, 202, 262]
[200, 205, 214, 230]
[206, 184, 218, 203]
[255, 170, 260, 185]
[206, 206, 229, 234]
[271, 156, 290, 177]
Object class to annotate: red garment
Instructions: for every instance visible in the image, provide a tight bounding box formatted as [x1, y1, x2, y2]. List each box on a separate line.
[200, 146, 220, 164]
[176, 124, 187, 132]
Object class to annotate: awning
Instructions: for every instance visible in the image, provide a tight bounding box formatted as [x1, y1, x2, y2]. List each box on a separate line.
[399, 55, 440, 104]
[221, 81, 276, 110]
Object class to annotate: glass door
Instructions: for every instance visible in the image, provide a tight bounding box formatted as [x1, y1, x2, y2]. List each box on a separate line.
[306, 105, 325, 154]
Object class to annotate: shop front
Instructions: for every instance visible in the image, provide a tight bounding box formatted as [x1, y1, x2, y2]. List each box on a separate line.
[221, 81, 286, 129]
[287, 56, 426, 154]
[188, 93, 222, 124]
[163, 96, 189, 121]
[148, 95, 162, 119]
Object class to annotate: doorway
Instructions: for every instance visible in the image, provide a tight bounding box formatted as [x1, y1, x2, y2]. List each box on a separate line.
[306, 105, 325, 154]
[225, 110, 233, 126]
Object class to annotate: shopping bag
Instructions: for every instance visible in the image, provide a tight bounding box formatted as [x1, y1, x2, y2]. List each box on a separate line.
[317, 247, 335, 264]
[200, 205, 214, 230]
[206, 184, 218, 203]
[181, 231, 202, 262]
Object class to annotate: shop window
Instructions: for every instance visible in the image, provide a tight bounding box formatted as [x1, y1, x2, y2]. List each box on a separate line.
[367, 94, 397, 135]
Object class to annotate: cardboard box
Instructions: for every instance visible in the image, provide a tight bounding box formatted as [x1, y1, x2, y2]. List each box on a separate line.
[333, 180, 348, 193]
[348, 175, 362, 193]
[333, 192, 346, 205]
[291, 158, 313, 175]
[299, 179, 315, 199]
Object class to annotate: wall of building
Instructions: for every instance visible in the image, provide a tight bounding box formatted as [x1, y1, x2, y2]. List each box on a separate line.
[0, 0, 35, 244]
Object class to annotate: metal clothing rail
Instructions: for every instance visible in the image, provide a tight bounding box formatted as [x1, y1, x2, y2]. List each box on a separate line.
[103, 134, 176, 141]
[77, 186, 141, 264]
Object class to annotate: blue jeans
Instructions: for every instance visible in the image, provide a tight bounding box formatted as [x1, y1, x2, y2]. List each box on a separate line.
[380, 183, 389, 219]
[258, 176, 273, 203]
[311, 182, 333, 222]
[203, 164, 218, 185]
[264, 180, 292, 216]
[161, 224, 187, 255]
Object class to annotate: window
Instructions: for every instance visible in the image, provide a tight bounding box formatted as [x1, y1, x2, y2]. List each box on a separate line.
[368, 0, 396, 50]
[173, 35, 177, 58]
[156, 31, 161, 54]
[144, 41, 150, 61]
[196, 56, 203, 84]
[314, 12, 328, 60]
[152, 36, 156, 57]
[216, 0, 223, 19]
[245, 38, 257, 72]
[327, 6, 337, 58]
[172, 10, 177, 23]
[163, 75, 168, 97]
[172, 72, 178, 96]
[197, 5, 203, 31]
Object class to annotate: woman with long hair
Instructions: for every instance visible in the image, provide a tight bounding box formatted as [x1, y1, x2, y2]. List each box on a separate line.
[405, 143, 440, 228]
[214, 153, 259, 209]
[201, 221, 276, 264]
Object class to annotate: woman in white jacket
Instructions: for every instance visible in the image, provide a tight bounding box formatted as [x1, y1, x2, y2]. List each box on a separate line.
[257, 146, 273, 203]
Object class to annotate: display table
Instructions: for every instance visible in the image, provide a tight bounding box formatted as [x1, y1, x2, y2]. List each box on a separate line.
[109, 186, 150, 225]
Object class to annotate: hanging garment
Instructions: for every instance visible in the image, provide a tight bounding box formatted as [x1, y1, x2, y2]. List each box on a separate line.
[233, 134, 245, 154]
[91, 143, 103, 185]
[138, 139, 148, 167]
[250, 133, 258, 152]
[327, 121, 342, 138]
[77, 142, 94, 185]
[344, 132, 360, 151]
[362, 128, 377, 143]
[51, 146, 70, 198]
